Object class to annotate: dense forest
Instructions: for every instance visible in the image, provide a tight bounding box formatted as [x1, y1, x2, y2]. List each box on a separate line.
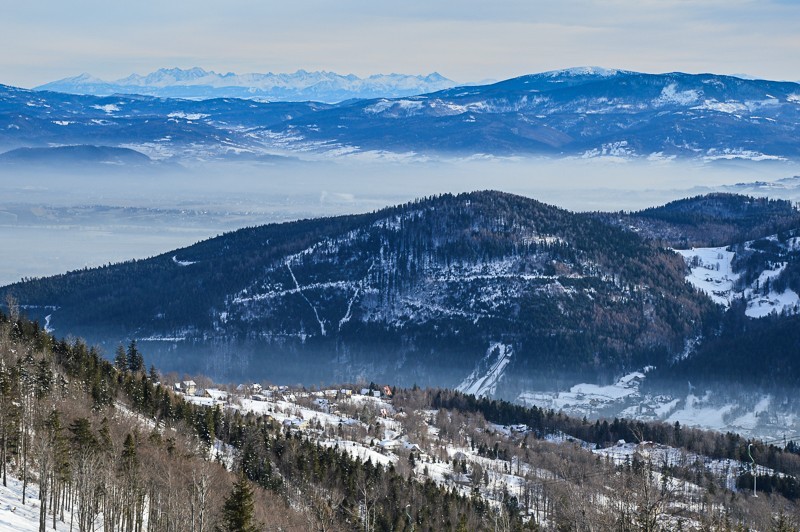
[657, 301, 800, 388]
[598, 193, 800, 248]
[2, 308, 799, 530]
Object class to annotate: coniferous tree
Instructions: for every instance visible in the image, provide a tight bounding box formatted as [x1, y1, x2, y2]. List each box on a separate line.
[218, 473, 259, 532]
[126, 340, 144, 373]
[114, 345, 127, 372]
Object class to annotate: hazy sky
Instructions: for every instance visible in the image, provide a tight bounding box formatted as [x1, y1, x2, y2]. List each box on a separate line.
[3, 0, 799, 87]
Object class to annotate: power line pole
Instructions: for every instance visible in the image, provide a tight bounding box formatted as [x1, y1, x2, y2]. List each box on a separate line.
[747, 443, 757, 497]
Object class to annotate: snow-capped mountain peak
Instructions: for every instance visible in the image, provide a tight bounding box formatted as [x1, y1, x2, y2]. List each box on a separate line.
[35, 67, 459, 103]
[545, 66, 625, 77]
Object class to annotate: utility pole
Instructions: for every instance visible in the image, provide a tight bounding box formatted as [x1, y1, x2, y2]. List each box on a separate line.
[747, 443, 757, 497]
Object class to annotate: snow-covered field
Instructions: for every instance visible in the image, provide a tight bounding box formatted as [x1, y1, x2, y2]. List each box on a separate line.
[518, 370, 648, 415]
[675, 247, 738, 307]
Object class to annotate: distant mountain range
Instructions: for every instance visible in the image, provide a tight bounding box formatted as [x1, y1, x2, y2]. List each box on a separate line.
[1, 67, 799, 162]
[35, 67, 458, 103]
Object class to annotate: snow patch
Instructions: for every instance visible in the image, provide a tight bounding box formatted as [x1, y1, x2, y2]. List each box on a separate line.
[745, 287, 800, 318]
[693, 100, 746, 114]
[519, 371, 646, 412]
[581, 140, 635, 159]
[172, 255, 197, 266]
[91, 104, 120, 114]
[167, 111, 209, 120]
[666, 392, 735, 431]
[703, 148, 785, 162]
[364, 99, 425, 116]
[654, 84, 700, 106]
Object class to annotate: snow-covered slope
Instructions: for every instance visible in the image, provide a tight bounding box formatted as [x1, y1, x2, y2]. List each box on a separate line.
[675, 247, 739, 307]
[0, 475, 75, 531]
[677, 235, 800, 318]
[456, 343, 513, 397]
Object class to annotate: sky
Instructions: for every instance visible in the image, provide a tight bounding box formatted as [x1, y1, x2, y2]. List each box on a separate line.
[2, 0, 799, 87]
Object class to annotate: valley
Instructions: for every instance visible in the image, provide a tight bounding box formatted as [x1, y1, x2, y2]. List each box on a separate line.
[3, 190, 800, 443]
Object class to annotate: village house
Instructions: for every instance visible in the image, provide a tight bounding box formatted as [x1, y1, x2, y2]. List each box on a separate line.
[181, 380, 197, 396]
[204, 388, 228, 402]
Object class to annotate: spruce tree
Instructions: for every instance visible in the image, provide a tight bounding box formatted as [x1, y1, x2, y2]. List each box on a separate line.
[114, 345, 127, 373]
[218, 473, 259, 532]
[126, 340, 144, 373]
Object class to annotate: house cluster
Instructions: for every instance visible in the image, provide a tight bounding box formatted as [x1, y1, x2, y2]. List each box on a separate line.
[359, 385, 393, 398]
[173, 379, 395, 405]
[173, 380, 229, 402]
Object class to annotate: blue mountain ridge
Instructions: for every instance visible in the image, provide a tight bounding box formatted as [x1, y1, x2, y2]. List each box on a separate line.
[2, 68, 799, 162]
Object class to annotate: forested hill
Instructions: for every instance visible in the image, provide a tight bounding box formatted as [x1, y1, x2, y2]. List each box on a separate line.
[1, 191, 718, 386]
[597, 193, 800, 248]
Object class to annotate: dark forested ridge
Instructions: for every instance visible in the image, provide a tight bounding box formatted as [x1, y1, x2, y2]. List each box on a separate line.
[660, 301, 800, 388]
[1, 191, 719, 385]
[595, 193, 800, 248]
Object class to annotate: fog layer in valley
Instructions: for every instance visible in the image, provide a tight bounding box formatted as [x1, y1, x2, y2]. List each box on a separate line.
[2, 156, 798, 286]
